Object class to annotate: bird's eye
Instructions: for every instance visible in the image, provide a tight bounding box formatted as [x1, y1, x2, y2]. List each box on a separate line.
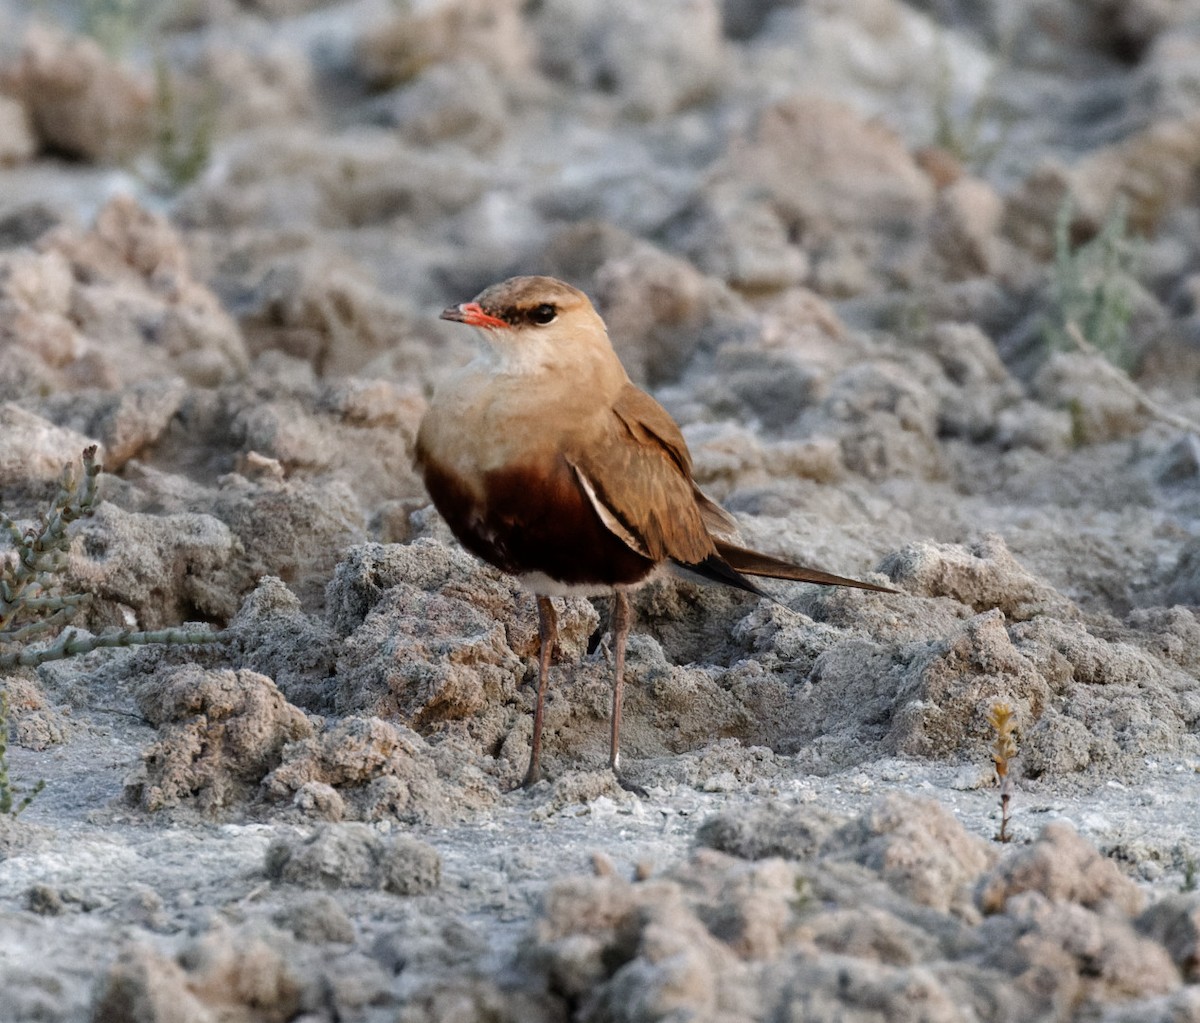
[529, 303, 557, 326]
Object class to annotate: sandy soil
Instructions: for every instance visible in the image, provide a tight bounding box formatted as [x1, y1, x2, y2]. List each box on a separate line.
[1, 1, 1200, 1020]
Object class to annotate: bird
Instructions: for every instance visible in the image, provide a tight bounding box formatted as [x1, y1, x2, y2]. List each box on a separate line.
[415, 275, 895, 789]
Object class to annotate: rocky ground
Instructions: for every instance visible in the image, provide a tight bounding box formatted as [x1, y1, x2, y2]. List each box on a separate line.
[1, 0, 1200, 1020]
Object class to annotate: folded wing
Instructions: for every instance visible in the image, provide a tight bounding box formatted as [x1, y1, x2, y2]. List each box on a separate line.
[566, 384, 717, 568]
[569, 383, 895, 595]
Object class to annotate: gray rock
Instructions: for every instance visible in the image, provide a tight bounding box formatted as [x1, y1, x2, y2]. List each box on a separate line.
[532, 0, 728, 119]
[265, 823, 441, 895]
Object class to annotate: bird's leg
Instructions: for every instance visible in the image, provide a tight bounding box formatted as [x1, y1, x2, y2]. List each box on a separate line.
[609, 588, 645, 794]
[523, 595, 557, 787]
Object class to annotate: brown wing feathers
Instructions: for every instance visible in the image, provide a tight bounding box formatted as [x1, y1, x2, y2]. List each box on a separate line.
[568, 386, 716, 566]
[573, 385, 894, 595]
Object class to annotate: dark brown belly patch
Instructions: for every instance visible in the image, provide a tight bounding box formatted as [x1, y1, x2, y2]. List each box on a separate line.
[420, 454, 656, 590]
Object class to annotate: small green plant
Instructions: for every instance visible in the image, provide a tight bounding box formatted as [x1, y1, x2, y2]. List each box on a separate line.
[1044, 198, 1137, 369]
[0, 692, 45, 817]
[79, 0, 157, 58]
[151, 55, 217, 192]
[987, 701, 1018, 843]
[928, 29, 1013, 172]
[1, 448, 226, 811]
[1, 446, 101, 651]
[1, 447, 224, 670]
[1183, 857, 1197, 893]
[792, 874, 812, 911]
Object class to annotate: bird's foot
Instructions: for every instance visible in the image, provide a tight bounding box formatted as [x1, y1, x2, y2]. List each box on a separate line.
[519, 763, 544, 790]
[613, 770, 648, 798]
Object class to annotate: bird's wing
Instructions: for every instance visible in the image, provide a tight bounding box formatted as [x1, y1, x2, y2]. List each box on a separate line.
[611, 386, 739, 537]
[565, 384, 716, 566]
[567, 384, 895, 596]
[692, 485, 738, 538]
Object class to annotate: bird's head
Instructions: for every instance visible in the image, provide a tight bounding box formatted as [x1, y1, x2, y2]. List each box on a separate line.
[440, 275, 619, 378]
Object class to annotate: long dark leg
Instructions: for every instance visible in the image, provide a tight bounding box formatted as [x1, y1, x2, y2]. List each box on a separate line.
[609, 588, 631, 774]
[523, 595, 557, 787]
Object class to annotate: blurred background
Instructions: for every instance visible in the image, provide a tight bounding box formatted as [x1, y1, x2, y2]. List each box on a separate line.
[2, 0, 1198, 376]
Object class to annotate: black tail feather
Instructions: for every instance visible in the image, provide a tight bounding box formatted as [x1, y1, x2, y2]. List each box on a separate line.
[670, 554, 768, 597]
[673, 541, 897, 596]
